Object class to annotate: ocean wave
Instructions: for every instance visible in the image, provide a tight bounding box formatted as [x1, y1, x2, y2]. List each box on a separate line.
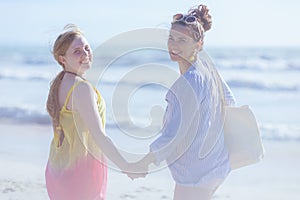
[260, 123, 300, 141]
[0, 107, 51, 125]
[1, 106, 299, 141]
[214, 58, 300, 71]
[0, 74, 49, 82]
[0, 106, 131, 131]
[0, 70, 298, 92]
[227, 80, 299, 91]
[0, 67, 54, 82]
[287, 62, 300, 71]
[0, 106, 126, 129]
[99, 78, 299, 92]
[3, 47, 300, 72]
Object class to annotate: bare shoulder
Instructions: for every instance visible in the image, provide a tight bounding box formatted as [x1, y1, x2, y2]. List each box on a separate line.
[74, 81, 93, 92]
[73, 81, 97, 100]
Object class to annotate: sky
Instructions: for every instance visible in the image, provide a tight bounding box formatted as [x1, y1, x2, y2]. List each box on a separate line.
[1, 0, 299, 47]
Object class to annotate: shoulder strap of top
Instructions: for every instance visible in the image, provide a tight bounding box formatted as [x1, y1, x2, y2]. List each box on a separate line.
[62, 80, 86, 110]
[62, 81, 101, 110]
[94, 87, 101, 104]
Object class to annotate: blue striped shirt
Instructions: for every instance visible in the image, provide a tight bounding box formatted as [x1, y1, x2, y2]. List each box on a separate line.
[150, 62, 236, 186]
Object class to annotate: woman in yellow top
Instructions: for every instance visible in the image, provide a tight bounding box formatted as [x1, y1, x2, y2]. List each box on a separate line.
[45, 25, 142, 200]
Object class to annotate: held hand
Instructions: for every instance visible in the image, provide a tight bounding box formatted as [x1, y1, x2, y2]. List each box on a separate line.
[123, 162, 148, 180]
[124, 152, 155, 180]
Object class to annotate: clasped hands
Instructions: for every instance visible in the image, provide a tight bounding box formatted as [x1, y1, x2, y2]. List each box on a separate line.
[122, 152, 155, 180]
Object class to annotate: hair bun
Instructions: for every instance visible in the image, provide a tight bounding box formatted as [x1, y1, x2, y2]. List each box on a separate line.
[189, 4, 212, 32]
[62, 24, 83, 34]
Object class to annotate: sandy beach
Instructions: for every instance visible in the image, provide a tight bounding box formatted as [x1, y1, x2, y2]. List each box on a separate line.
[0, 122, 300, 200]
[1, 0, 299, 199]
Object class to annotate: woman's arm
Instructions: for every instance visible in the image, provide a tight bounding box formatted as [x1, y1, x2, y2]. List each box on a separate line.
[72, 81, 130, 171]
[221, 78, 236, 106]
[149, 92, 180, 165]
[150, 73, 204, 166]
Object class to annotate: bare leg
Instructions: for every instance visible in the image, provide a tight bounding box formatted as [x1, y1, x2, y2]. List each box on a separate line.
[173, 179, 224, 200]
[173, 184, 213, 200]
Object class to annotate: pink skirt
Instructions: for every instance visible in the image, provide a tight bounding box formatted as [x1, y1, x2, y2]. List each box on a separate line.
[45, 154, 107, 200]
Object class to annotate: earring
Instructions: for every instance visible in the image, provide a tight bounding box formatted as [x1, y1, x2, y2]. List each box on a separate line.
[189, 55, 195, 61]
[189, 50, 198, 62]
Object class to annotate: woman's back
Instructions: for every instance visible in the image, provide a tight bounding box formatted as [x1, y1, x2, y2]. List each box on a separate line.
[58, 73, 84, 111]
[46, 77, 107, 200]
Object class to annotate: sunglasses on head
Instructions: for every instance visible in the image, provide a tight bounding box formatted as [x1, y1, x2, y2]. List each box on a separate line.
[172, 13, 198, 24]
[172, 13, 203, 40]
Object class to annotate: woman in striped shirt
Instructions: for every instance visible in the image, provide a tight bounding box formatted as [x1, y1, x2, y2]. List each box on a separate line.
[137, 4, 236, 200]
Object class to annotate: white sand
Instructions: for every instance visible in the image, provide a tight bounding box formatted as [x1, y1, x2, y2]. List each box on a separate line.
[0, 123, 300, 200]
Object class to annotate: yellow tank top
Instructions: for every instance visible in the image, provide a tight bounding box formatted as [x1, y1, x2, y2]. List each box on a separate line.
[48, 81, 106, 170]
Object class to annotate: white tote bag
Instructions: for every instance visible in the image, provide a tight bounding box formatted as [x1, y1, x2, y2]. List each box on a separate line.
[224, 105, 265, 170]
[212, 64, 265, 170]
[198, 55, 264, 170]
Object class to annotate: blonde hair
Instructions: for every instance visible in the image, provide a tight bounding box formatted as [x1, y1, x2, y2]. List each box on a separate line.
[46, 24, 84, 130]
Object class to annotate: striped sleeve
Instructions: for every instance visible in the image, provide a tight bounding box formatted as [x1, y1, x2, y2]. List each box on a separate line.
[150, 90, 181, 165]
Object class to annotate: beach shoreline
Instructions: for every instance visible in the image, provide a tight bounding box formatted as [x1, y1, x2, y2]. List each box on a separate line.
[0, 122, 300, 200]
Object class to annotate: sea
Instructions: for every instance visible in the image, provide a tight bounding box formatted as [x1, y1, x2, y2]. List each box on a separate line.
[1, 45, 300, 148]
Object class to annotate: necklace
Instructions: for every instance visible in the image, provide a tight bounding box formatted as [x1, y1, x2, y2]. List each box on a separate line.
[64, 71, 86, 81]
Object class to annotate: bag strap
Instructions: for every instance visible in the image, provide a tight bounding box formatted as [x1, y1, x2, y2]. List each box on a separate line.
[200, 57, 226, 105]
[62, 80, 86, 110]
[214, 69, 226, 105]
